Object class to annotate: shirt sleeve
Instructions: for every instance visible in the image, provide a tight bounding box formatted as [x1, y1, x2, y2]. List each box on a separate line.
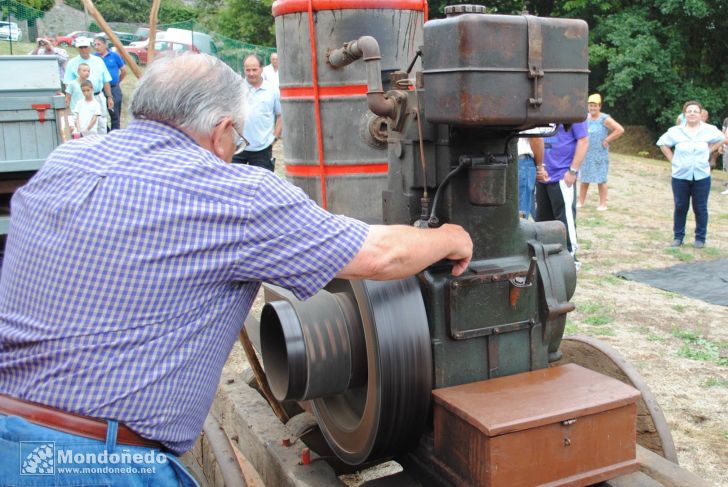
[656, 128, 675, 146]
[707, 126, 724, 144]
[572, 120, 589, 139]
[73, 100, 81, 115]
[274, 90, 282, 116]
[64, 58, 77, 85]
[100, 59, 112, 84]
[234, 172, 369, 300]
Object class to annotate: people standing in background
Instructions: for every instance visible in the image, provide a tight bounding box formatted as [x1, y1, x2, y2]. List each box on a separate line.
[577, 94, 625, 211]
[657, 100, 726, 248]
[517, 137, 537, 219]
[94, 37, 126, 131]
[73, 80, 102, 137]
[233, 54, 282, 171]
[530, 120, 589, 262]
[262, 52, 279, 89]
[64, 37, 113, 135]
[29, 37, 68, 84]
[65, 63, 91, 132]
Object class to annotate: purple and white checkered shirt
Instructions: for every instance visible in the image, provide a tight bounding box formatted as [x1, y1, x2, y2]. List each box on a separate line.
[0, 120, 368, 454]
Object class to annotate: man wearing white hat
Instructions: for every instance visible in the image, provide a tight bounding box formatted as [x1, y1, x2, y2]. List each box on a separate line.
[64, 37, 113, 134]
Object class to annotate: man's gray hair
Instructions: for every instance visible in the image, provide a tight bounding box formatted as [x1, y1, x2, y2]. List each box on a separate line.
[130, 54, 245, 136]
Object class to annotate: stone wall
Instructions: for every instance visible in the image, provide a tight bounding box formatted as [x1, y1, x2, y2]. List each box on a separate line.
[37, 1, 88, 38]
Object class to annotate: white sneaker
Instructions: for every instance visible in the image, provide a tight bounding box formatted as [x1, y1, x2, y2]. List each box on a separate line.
[576, 202, 583, 208]
[721, 188, 728, 195]
[596, 205, 608, 211]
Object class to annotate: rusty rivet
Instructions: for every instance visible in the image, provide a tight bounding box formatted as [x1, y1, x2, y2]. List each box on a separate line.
[282, 438, 291, 447]
[564, 438, 571, 447]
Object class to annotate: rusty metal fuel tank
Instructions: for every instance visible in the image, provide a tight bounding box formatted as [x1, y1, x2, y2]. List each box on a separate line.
[423, 5, 589, 127]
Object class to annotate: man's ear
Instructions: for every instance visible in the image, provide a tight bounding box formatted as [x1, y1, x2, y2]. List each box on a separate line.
[210, 118, 231, 161]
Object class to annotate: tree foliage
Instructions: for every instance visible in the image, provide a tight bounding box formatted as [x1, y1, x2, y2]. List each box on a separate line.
[212, 0, 275, 46]
[64, 0, 197, 24]
[17, 0, 54, 12]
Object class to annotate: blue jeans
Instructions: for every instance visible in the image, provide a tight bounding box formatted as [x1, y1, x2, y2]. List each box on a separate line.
[0, 414, 199, 486]
[518, 155, 537, 219]
[672, 176, 710, 243]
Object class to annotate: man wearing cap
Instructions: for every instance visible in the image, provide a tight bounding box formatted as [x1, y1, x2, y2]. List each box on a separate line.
[64, 37, 113, 134]
[94, 37, 126, 131]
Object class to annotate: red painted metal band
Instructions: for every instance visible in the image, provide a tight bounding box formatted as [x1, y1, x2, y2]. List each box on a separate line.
[280, 84, 368, 99]
[273, 0, 426, 16]
[286, 163, 389, 176]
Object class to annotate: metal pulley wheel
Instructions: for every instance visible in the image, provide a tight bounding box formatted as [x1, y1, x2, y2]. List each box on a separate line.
[260, 277, 432, 465]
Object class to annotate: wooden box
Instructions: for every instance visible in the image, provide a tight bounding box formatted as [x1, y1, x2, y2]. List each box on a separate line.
[432, 364, 641, 487]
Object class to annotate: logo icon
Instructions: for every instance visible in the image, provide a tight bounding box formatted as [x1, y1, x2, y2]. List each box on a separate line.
[20, 441, 55, 475]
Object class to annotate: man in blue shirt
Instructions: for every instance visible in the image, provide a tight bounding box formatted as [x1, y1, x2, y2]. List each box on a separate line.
[530, 121, 589, 258]
[94, 36, 126, 131]
[0, 54, 472, 486]
[232, 54, 282, 171]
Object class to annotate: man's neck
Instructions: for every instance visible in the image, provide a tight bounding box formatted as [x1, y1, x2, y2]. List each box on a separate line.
[248, 79, 263, 89]
[80, 54, 90, 60]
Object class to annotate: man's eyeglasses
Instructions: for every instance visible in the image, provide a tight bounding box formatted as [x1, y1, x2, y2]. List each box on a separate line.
[232, 125, 248, 154]
[215, 119, 248, 154]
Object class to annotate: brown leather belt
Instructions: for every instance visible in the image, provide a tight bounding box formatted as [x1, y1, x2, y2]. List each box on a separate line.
[0, 394, 163, 449]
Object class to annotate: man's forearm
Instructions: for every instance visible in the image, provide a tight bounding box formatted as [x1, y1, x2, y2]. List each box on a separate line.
[337, 224, 473, 280]
[274, 115, 282, 138]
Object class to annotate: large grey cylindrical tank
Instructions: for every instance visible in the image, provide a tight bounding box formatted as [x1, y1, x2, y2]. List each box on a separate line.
[272, 0, 426, 223]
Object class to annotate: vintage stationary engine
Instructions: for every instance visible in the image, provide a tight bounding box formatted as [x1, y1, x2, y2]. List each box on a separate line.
[259, 3, 599, 481]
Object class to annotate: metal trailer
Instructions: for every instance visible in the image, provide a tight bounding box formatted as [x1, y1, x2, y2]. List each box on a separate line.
[0, 55, 65, 235]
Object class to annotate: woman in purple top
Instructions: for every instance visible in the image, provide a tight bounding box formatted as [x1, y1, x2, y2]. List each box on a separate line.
[577, 94, 624, 211]
[530, 120, 589, 260]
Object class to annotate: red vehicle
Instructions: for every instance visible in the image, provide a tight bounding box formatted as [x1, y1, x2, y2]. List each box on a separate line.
[126, 40, 200, 65]
[54, 31, 99, 47]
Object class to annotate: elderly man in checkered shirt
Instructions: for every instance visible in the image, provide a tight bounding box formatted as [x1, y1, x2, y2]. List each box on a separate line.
[0, 54, 472, 486]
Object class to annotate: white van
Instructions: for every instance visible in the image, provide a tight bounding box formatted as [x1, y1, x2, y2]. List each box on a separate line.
[164, 28, 217, 56]
[0, 21, 22, 42]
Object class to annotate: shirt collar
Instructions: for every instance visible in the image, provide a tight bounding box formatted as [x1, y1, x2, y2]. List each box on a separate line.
[127, 119, 199, 146]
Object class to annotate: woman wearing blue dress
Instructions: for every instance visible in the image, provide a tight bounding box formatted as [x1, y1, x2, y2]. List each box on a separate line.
[577, 94, 625, 211]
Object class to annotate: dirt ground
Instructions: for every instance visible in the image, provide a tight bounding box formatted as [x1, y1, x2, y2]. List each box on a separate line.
[224, 143, 727, 486]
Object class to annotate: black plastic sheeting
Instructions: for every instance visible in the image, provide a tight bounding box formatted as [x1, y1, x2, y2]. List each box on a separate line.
[617, 259, 728, 306]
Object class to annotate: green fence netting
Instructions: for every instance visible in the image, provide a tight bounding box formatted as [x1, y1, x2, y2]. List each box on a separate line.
[0, 0, 44, 53]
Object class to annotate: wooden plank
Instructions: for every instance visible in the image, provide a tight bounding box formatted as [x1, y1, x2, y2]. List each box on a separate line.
[637, 446, 714, 487]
